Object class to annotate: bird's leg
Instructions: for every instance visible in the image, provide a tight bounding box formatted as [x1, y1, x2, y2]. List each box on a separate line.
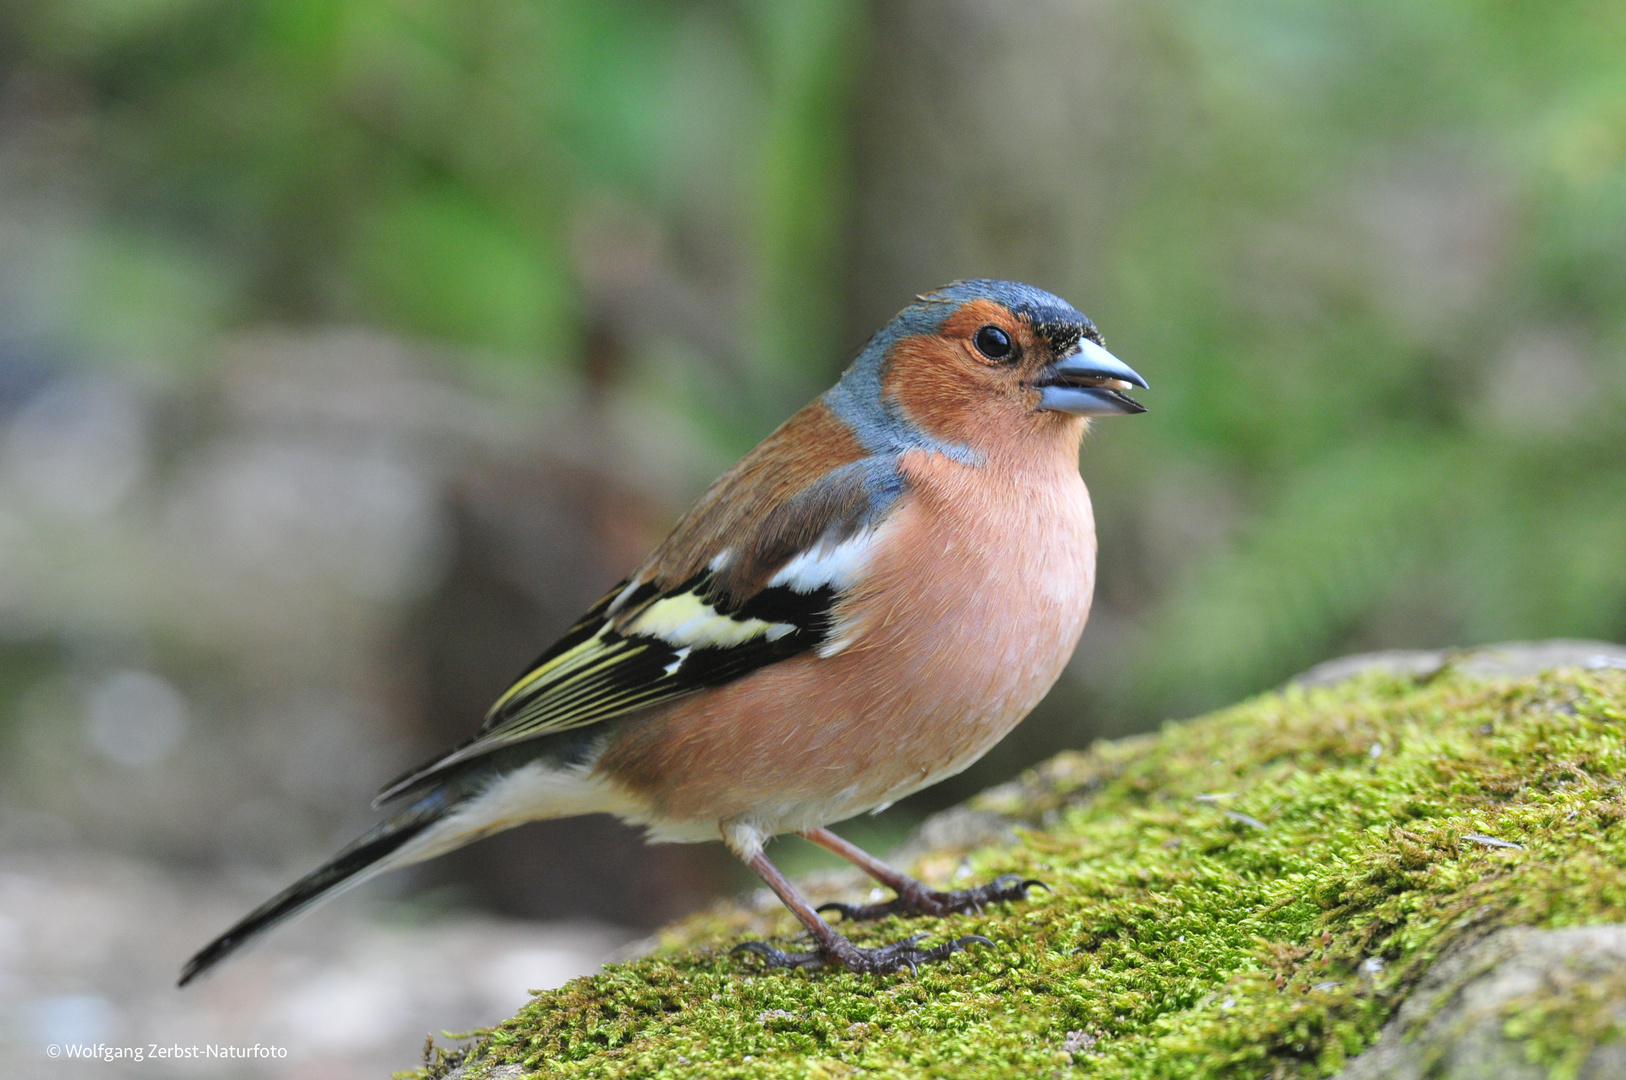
[731, 847, 989, 974]
[801, 826, 1045, 922]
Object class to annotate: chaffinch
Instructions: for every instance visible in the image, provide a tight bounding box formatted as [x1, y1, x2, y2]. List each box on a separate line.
[180, 279, 1147, 984]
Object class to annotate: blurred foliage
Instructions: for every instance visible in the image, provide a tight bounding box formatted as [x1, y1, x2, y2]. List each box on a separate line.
[1085, 0, 1626, 721]
[1, 0, 1624, 753]
[0, 0, 860, 426]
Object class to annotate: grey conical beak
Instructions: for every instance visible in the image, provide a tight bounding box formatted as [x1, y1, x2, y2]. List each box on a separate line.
[1035, 339, 1149, 415]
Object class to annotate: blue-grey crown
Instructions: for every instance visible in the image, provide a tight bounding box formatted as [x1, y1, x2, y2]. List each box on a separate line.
[921, 280, 1096, 346]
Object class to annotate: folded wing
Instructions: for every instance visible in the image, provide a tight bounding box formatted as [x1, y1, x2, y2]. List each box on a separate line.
[374, 452, 903, 806]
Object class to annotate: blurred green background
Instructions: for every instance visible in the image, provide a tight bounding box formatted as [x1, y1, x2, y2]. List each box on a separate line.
[2, 0, 1625, 939]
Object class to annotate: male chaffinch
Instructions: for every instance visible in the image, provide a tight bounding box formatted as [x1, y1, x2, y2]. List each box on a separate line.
[179, 279, 1147, 984]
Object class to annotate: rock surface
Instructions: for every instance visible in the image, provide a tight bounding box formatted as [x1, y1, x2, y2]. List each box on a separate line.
[1336, 925, 1626, 1080]
[1291, 639, 1626, 688]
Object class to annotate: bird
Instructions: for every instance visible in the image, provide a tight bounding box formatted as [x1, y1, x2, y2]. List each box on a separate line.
[178, 279, 1147, 984]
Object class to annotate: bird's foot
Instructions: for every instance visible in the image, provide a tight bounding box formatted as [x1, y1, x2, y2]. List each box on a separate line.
[733, 932, 991, 975]
[816, 874, 1046, 923]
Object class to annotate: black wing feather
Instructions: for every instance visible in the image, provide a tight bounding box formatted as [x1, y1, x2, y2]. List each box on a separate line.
[373, 568, 845, 806]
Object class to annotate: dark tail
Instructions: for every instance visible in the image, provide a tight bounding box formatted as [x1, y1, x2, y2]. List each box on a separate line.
[178, 790, 453, 987]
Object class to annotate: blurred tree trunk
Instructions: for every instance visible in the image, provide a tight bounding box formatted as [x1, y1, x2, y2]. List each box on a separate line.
[398, 455, 734, 928]
[841, 0, 1131, 805]
[844, 0, 1125, 349]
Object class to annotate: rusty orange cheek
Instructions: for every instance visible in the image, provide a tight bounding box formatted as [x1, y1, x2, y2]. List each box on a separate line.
[883, 311, 1041, 447]
[883, 335, 983, 443]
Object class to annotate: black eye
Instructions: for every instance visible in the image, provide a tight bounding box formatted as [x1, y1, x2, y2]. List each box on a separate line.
[974, 324, 1013, 360]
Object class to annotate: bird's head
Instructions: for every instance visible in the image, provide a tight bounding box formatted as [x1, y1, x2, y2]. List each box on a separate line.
[825, 280, 1147, 463]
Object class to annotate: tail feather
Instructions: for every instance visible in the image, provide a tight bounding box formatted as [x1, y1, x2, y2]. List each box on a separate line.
[178, 791, 452, 987]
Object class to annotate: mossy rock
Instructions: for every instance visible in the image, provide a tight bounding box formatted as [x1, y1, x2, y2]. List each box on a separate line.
[408, 652, 1626, 1079]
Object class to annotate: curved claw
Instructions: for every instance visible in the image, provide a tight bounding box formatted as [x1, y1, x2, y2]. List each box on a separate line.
[731, 940, 823, 970]
[986, 873, 1045, 891]
[814, 874, 1049, 924]
[815, 897, 904, 923]
[732, 931, 988, 976]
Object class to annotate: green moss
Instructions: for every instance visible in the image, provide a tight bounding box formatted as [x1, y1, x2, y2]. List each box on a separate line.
[407, 668, 1626, 1079]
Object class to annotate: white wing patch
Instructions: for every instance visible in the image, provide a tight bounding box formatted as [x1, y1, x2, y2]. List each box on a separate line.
[770, 530, 880, 658]
[768, 530, 879, 594]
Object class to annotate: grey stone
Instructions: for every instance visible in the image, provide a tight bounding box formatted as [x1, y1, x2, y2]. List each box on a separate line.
[1335, 926, 1626, 1080]
[888, 804, 1022, 865]
[1292, 639, 1626, 689]
[446, 1064, 534, 1079]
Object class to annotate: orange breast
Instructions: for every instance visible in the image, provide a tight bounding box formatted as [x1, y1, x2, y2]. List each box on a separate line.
[595, 437, 1097, 837]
